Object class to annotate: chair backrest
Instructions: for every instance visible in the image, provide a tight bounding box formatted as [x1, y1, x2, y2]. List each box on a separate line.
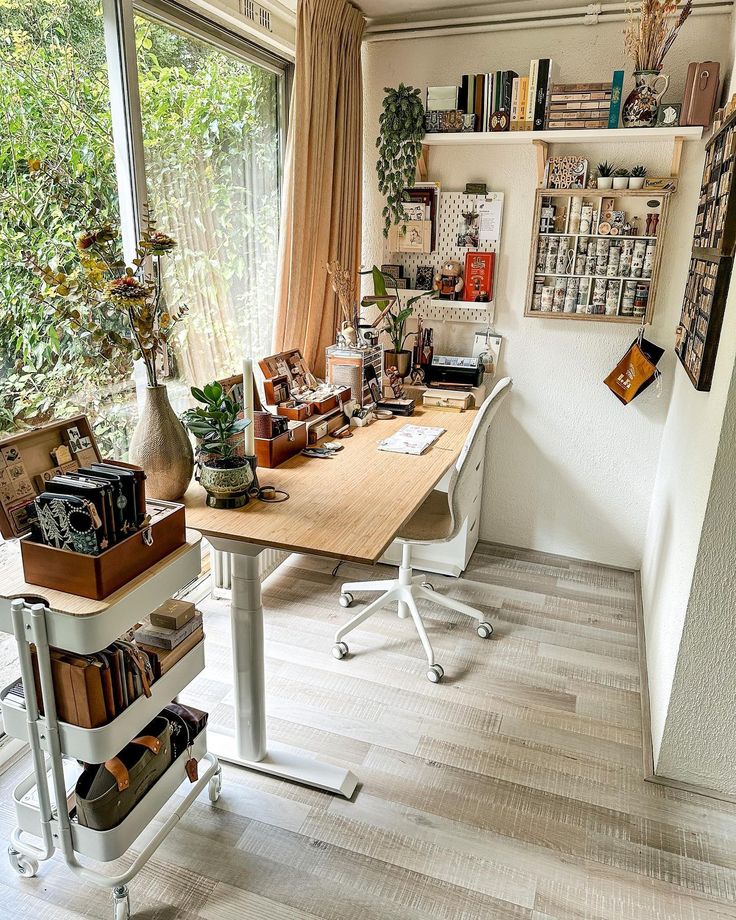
[445, 377, 512, 540]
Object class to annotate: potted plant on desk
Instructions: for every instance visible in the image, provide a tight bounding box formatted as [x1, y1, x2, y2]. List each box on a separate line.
[182, 381, 253, 509]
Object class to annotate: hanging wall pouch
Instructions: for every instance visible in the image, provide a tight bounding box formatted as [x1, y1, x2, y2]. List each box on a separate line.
[604, 335, 664, 405]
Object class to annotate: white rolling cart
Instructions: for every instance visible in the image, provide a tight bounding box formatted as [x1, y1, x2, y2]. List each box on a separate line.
[0, 532, 221, 920]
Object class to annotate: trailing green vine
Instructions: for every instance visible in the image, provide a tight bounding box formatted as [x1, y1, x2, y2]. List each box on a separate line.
[376, 84, 425, 238]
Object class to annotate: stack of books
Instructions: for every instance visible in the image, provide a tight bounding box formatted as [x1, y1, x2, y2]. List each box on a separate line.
[134, 599, 204, 678]
[546, 74, 623, 129]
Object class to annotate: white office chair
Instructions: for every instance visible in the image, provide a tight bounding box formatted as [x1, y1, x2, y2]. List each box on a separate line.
[332, 377, 512, 682]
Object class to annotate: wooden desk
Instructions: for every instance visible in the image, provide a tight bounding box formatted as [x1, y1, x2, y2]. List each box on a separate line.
[184, 405, 478, 797]
[183, 405, 477, 564]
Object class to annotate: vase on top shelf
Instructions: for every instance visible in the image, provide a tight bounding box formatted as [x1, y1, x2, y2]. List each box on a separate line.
[622, 71, 670, 128]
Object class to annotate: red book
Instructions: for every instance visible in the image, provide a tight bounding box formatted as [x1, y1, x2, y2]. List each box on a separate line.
[463, 252, 495, 302]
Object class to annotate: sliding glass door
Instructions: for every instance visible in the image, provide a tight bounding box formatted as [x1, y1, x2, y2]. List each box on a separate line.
[133, 11, 284, 408]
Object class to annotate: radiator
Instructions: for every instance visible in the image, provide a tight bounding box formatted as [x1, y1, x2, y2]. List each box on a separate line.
[210, 546, 288, 593]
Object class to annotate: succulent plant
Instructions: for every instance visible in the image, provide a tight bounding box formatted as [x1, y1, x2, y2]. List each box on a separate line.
[596, 161, 616, 177]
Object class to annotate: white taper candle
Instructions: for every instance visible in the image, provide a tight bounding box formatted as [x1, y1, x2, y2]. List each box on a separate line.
[243, 358, 255, 456]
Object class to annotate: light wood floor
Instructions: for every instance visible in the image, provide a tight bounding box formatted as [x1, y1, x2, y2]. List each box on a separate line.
[2, 543, 736, 919]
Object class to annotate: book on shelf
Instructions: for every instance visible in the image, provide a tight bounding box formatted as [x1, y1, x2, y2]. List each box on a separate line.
[510, 77, 521, 129]
[526, 59, 539, 131]
[608, 70, 624, 128]
[533, 59, 552, 131]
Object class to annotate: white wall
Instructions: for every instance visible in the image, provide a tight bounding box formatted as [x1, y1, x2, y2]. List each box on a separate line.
[640, 13, 736, 783]
[362, 16, 731, 569]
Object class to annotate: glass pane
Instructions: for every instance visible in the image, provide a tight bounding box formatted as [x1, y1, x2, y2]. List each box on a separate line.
[134, 16, 282, 409]
[0, 0, 136, 456]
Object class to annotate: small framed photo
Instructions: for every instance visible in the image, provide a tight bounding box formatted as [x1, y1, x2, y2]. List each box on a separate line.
[656, 103, 681, 127]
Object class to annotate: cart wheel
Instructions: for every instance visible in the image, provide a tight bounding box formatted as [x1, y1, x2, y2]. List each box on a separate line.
[112, 885, 130, 920]
[8, 847, 38, 878]
[209, 768, 223, 804]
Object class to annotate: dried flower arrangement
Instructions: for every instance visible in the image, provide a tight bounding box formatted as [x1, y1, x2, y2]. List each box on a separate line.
[624, 0, 693, 72]
[27, 210, 187, 389]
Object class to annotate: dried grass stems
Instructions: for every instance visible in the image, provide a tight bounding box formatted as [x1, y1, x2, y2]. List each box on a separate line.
[624, 0, 693, 72]
[326, 260, 356, 329]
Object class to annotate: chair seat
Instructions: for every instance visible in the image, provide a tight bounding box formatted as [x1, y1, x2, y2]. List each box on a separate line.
[395, 489, 453, 543]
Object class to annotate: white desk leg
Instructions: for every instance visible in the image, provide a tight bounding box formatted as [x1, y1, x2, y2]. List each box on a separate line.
[206, 537, 358, 798]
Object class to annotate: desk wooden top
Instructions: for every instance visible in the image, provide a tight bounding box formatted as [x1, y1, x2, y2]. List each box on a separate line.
[183, 406, 477, 564]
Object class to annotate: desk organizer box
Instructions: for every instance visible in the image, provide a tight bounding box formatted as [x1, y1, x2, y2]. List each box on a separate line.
[0, 415, 186, 599]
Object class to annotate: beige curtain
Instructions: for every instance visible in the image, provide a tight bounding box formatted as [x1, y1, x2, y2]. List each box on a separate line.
[273, 0, 365, 376]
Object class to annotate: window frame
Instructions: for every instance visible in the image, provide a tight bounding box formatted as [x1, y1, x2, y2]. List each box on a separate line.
[102, 0, 290, 263]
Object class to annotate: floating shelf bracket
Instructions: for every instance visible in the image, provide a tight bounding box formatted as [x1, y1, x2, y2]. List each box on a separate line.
[533, 139, 549, 186]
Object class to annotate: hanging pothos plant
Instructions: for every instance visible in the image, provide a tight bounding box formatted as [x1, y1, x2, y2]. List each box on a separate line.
[376, 84, 425, 237]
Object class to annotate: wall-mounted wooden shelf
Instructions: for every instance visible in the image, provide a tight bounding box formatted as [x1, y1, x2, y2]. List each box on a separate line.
[525, 187, 673, 323]
[417, 126, 703, 184]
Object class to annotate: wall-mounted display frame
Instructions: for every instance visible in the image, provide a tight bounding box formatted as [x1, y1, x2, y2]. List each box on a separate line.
[525, 188, 672, 323]
[676, 109, 736, 390]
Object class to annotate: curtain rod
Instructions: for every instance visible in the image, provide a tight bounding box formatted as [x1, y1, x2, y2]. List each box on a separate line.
[363, 1, 730, 42]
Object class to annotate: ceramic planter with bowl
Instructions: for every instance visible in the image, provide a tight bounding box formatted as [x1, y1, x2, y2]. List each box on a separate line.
[197, 457, 253, 509]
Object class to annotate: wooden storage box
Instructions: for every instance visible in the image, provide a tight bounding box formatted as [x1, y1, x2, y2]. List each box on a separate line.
[0, 416, 186, 599]
[255, 421, 307, 468]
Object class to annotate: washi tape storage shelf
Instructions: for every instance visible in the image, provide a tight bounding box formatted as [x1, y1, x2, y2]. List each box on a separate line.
[676, 108, 736, 390]
[525, 188, 672, 323]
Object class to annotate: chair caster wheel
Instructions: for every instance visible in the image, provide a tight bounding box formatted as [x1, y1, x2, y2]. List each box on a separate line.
[477, 622, 494, 639]
[8, 847, 38, 878]
[339, 592, 354, 608]
[208, 768, 222, 803]
[112, 885, 130, 920]
[421, 582, 435, 592]
[332, 641, 349, 660]
[427, 664, 444, 683]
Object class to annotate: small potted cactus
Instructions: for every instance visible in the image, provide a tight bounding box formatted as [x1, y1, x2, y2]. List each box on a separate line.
[596, 161, 615, 189]
[613, 168, 630, 190]
[629, 164, 647, 189]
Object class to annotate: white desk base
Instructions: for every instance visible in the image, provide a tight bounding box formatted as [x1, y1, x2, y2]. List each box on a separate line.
[207, 536, 358, 799]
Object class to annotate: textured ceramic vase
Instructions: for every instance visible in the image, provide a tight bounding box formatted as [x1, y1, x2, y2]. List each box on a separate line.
[129, 385, 194, 500]
[622, 71, 670, 128]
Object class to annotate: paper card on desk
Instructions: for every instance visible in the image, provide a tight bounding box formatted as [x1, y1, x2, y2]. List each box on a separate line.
[377, 425, 446, 456]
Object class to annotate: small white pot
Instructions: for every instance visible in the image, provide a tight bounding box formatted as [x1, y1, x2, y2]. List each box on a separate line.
[612, 176, 629, 189]
[596, 177, 614, 189]
[628, 176, 646, 189]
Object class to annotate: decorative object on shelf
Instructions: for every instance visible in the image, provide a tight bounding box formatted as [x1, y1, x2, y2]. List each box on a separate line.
[613, 169, 630, 190]
[681, 61, 721, 127]
[676, 106, 736, 389]
[415, 265, 435, 290]
[326, 260, 358, 347]
[596, 161, 616, 189]
[182, 381, 253, 509]
[629, 164, 648, 188]
[434, 258, 464, 301]
[622, 0, 692, 128]
[463, 252, 495, 302]
[377, 84, 426, 237]
[655, 102, 681, 127]
[544, 155, 589, 190]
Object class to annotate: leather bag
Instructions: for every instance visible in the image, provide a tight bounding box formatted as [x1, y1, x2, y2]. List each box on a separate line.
[75, 715, 173, 830]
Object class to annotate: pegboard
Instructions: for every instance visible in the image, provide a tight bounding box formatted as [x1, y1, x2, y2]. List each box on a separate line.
[383, 190, 504, 325]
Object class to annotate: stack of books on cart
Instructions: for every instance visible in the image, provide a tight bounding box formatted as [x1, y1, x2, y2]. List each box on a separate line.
[134, 599, 204, 679]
